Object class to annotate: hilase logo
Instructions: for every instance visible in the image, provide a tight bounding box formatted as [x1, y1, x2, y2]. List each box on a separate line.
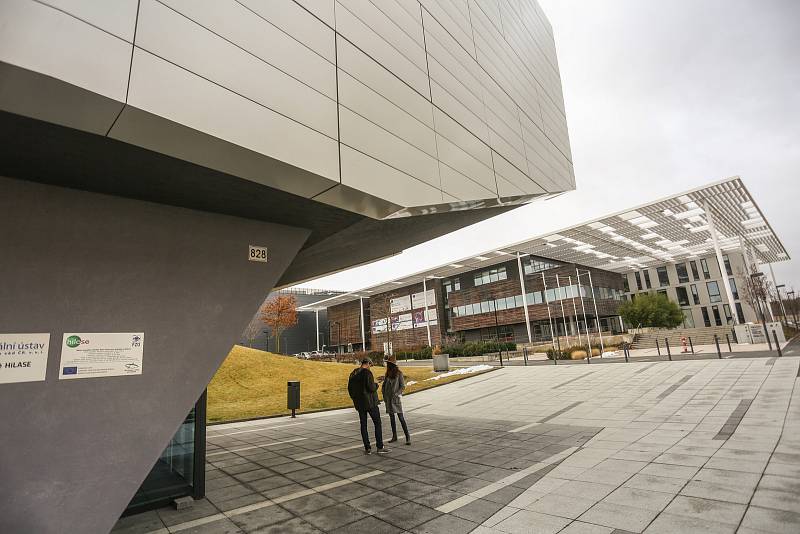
[65, 335, 89, 348]
[131, 335, 142, 347]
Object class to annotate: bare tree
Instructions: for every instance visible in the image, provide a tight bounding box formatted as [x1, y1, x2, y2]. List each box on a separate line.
[241, 312, 263, 348]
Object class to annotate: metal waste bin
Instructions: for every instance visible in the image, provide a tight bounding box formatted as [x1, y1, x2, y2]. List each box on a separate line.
[287, 380, 300, 417]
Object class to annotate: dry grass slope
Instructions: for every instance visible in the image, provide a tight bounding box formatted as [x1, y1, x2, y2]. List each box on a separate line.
[208, 346, 490, 422]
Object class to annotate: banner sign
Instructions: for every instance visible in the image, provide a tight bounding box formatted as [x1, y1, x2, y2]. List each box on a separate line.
[0, 333, 50, 384]
[59, 332, 144, 380]
[411, 290, 436, 309]
[390, 295, 412, 313]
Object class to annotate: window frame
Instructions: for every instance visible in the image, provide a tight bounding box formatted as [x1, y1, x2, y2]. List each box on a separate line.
[676, 263, 689, 284]
[706, 281, 722, 303]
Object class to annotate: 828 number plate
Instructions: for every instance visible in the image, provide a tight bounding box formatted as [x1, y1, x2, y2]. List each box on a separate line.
[248, 245, 269, 263]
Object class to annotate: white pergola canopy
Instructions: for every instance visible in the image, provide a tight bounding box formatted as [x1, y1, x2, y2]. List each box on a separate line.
[299, 177, 788, 311]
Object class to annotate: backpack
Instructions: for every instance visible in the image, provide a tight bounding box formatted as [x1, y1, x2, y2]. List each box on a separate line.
[347, 369, 363, 402]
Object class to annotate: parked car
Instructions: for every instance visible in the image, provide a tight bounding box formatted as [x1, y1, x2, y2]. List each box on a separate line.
[294, 352, 312, 359]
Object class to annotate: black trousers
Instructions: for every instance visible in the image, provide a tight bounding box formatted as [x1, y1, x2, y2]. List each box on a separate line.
[358, 406, 384, 450]
[389, 412, 410, 440]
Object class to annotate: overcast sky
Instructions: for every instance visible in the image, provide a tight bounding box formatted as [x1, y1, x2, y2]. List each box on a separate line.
[298, 0, 800, 294]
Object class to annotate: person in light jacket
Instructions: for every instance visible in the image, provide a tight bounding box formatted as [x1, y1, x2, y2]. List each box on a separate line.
[381, 356, 411, 445]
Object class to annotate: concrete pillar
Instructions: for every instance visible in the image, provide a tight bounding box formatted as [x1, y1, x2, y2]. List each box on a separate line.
[359, 297, 366, 351]
[422, 278, 432, 347]
[315, 309, 320, 351]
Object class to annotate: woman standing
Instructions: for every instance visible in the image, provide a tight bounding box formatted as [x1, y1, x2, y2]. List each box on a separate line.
[381, 355, 411, 445]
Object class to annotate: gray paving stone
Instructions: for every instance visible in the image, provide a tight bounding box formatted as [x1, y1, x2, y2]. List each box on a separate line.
[279, 492, 337, 516]
[347, 490, 406, 515]
[410, 513, 478, 533]
[376, 501, 441, 530]
[328, 515, 404, 534]
[494, 509, 571, 534]
[552, 480, 618, 501]
[229, 504, 293, 531]
[739, 505, 800, 533]
[751, 488, 800, 514]
[642, 512, 736, 534]
[559, 522, 614, 534]
[450, 498, 505, 523]
[623, 473, 684, 494]
[302, 502, 368, 531]
[661, 495, 745, 526]
[578, 501, 659, 532]
[180, 517, 243, 534]
[248, 516, 323, 534]
[602, 487, 673, 512]
[525, 493, 597, 519]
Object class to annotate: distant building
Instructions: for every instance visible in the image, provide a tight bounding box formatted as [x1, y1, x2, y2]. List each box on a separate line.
[303, 178, 790, 352]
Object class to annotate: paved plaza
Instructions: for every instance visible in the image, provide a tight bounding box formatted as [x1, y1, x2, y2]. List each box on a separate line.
[114, 355, 800, 534]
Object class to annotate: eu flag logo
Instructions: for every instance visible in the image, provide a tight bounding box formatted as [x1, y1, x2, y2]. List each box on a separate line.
[63, 367, 78, 375]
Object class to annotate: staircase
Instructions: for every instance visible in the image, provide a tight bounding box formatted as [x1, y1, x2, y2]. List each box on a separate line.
[630, 326, 736, 350]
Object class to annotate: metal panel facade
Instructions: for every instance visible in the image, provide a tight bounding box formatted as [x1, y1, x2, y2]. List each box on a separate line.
[1, 0, 573, 218]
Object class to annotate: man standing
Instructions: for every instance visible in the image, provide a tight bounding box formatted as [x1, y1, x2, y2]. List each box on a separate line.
[348, 357, 390, 455]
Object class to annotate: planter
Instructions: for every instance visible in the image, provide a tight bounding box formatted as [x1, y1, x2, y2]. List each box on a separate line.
[433, 353, 450, 372]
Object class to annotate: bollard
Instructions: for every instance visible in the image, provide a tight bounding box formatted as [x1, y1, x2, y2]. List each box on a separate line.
[688, 336, 695, 354]
[287, 380, 300, 418]
[499, 349, 504, 367]
[656, 339, 661, 356]
[773, 331, 782, 357]
[665, 338, 672, 361]
[725, 334, 732, 353]
[714, 335, 722, 359]
[523, 347, 528, 366]
[586, 344, 591, 364]
[624, 342, 629, 363]
[731, 328, 738, 344]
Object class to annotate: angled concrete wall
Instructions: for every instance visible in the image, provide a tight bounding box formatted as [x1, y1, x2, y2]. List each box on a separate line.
[0, 177, 310, 534]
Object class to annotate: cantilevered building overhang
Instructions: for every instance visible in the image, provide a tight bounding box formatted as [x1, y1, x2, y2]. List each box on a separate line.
[0, 1, 573, 532]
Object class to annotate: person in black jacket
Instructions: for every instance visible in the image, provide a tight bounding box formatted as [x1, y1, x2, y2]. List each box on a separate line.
[348, 357, 390, 455]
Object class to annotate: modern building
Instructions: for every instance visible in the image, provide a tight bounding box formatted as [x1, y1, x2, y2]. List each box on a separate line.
[0, 1, 572, 531]
[303, 177, 789, 352]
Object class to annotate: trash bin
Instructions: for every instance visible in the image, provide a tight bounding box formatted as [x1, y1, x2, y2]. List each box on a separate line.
[287, 380, 300, 417]
[433, 353, 449, 372]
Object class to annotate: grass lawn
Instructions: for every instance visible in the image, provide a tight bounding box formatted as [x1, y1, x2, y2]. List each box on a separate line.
[208, 346, 491, 423]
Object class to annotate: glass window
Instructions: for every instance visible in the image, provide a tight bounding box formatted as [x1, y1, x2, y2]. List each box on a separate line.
[722, 255, 732, 276]
[480, 301, 489, 313]
[690, 261, 699, 280]
[735, 302, 745, 323]
[514, 295, 524, 307]
[690, 284, 700, 304]
[454, 278, 461, 291]
[634, 272, 643, 291]
[496, 297, 506, 310]
[701, 307, 711, 327]
[700, 259, 711, 279]
[506, 296, 516, 309]
[466, 303, 474, 315]
[729, 278, 739, 300]
[706, 281, 722, 303]
[474, 267, 506, 286]
[676, 286, 690, 306]
[524, 258, 558, 275]
[545, 288, 556, 302]
[622, 275, 630, 293]
[657, 266, 670, 286]
[487, 300, 496, 311]
[712, 305, 722, 326]
[657, 289, 667, 297]
[676, 263, 689, 283]
[723, 304, 733, 324]
[643, 270, 652, 289]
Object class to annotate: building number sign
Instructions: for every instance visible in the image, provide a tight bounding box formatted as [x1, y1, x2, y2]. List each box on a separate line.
[248, 245, 269, 263]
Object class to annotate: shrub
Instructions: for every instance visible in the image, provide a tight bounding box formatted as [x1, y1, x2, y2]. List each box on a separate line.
[570, 350, 587, 360]
[619, 292, 684, 328]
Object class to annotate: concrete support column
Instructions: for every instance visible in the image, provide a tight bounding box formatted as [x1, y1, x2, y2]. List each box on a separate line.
[703, 201, 739, 324]
[769, 264, 787, 323]
[517, 253, 533, 344]
[541, 273, 556, 349]
[315, 309, 320, 351]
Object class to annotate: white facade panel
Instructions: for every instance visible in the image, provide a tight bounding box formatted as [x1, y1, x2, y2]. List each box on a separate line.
[340, 145, 442, 207]
[0, 0, 131, 102]
[136, 0, 338, 139]
[126, 49, 340, 182]
[160, 0, 337, 99]
[39, 0, 138, 42]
